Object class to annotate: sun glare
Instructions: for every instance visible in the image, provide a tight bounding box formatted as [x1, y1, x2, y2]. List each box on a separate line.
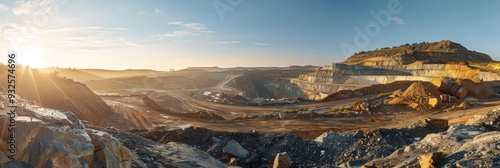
[18, 46, 46, 68]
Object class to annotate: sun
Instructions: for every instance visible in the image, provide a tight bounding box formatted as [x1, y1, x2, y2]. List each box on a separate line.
[17, 46, 46, 68]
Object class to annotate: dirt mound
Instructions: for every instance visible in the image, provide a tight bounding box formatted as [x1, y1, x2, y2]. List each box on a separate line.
[402, 82, 441, 102]
[136, 95, 164, 112]
[387, 82, 442, 110]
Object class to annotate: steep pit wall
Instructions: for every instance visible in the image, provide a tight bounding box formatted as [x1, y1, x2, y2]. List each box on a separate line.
[262, 79, 308, 99]
[223, 70, 312, 99]
[292, 63, 500, 101]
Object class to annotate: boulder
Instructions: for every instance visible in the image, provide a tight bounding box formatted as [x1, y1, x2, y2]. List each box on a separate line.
[0, 109, 94, 168]
[162, 142, 227, 168]
[418, 152, 443, 168]
[353, 130, 365, 138]
[278, 112, 287, 119]
[87, 129, 131, 168]
[222, 140, 249, 158]
[273, 152, 292, 168]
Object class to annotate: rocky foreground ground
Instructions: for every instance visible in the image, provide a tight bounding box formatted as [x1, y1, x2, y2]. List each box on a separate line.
[0, 96, 499, 167]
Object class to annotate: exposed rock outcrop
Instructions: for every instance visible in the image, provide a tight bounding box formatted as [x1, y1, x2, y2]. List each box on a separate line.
[0, 66, 117, 127]
[223, 140, 249, 158]
[291, 41, 500, 100]
[273, 152, 292, 168]
[419, 152, 444, 168]
[0, 105, 94, 168]
[0, 98, 132, 168]
[87, 129, 131, 168]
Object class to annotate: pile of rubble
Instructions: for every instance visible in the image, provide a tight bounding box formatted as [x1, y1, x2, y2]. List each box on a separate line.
[0, 99, 132, 168]
[363, 109, 500, 167]
[387, 81, 442, 110]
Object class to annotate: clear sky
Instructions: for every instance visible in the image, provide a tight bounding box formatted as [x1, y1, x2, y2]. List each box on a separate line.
[0, 0, 499, 70]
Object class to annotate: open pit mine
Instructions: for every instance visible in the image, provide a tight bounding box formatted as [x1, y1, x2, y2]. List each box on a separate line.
[1, 40, 500, 167]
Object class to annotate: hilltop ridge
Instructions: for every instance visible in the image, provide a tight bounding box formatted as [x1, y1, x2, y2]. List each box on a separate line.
[344, 40, 492, 66]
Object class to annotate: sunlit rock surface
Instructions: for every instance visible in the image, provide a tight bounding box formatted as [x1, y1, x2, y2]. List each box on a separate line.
[0, 101, 131, 168]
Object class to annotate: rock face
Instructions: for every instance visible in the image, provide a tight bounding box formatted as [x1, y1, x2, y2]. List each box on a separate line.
[0, 105, 94, 168]
[344, 40, 492, 65]
[419, 152, 443, 168]
[273, 152, 292, 168]
[465, 109, 500, 129]
[386, 81, 443, 110]
[87, 129, 131, 168]
[290, 41, 500, 100]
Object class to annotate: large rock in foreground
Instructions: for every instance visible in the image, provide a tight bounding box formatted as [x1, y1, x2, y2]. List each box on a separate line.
[96, 126, 229, 168]
[0, 102, 132, 168]
[0, 105, 94, 168]
[223, 140, 249, 158]
[363, 108, 500, 168]
[87, 129, 131, 168]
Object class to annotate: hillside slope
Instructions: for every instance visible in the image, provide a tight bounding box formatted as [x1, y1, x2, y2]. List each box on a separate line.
[344, 40, 492, 66]
[0, 65, 118, 126]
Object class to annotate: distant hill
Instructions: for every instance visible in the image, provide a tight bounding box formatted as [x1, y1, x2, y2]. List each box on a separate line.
[343, 40, 493, 66]
[182, 65, 318, 72]
[37, 68, 167, 82]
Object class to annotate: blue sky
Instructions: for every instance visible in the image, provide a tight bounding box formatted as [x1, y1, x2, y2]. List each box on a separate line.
[0, 0, 499, 70]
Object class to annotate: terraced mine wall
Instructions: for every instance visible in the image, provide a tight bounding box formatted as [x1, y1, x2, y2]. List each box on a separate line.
[286, 63, 500, 100]
[262, 79, 308, 99]
[224, 70, 312, 99]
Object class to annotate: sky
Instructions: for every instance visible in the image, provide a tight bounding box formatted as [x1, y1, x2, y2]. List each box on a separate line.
[0, 0, 499, 70]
